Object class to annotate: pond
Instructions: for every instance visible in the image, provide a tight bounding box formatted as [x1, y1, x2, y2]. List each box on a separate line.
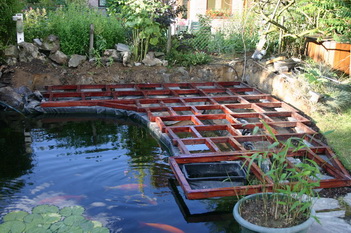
[0, 112, 240, 233]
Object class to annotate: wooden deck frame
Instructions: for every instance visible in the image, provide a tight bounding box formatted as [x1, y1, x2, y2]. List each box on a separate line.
[40, 82, 351, 199]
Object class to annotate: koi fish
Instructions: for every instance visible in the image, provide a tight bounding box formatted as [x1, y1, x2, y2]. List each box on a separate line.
[125, 194, 157, 206]
[142, 223, 185, 233]
[105, 183, 146, 190]
[38, 195, 85, 204]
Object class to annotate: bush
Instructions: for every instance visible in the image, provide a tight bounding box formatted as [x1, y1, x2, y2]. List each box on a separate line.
[0, 0, 24, 48]
[167, 50, 212, 67]
[24, 3, 126, 55]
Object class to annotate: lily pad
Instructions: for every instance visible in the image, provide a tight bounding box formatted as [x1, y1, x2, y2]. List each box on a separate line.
[79, 219, 94, 231]
[0, 221, 26, 233]
[59, 206, 85, 217]
[25, 222, 51, 232]
[49, 221, 66, 232]
[63, 215, 85, 226]
[24, 213, 44, 225]
[92, 220, 103, 228]
[3, 211, 29, 222]
[33, 205, 59, 214]
[91, 226, 110, 233]
[42, 213, 62, 224]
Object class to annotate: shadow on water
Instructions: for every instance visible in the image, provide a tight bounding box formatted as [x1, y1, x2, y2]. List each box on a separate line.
[0, 112, 34, 196]
[0, 112, 241, 233]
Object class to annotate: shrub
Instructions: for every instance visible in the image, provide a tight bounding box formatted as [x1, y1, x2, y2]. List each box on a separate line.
[167, 50, 212, 67]
[24, 3, 126, 55]
[0, 0, 24, 48]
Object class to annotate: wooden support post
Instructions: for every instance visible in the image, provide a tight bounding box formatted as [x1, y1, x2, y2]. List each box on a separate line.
[89, 24, 94, 59]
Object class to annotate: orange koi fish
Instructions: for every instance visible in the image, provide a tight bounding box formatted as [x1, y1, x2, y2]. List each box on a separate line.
[38, 195, 85, 204]
[105, 183, 146, 190]
[142, 222, 185, 233]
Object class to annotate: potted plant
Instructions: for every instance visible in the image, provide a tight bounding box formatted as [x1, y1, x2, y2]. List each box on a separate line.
[233, 122, 321, 233]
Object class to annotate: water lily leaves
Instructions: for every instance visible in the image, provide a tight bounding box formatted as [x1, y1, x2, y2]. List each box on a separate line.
[0, 205, 109, 233]
[92, 220, 103, 228]
[42, 213, 62, 224]
[49, 221, 66, 232]
[3, 211, 29, 221]
[92, 226, 110, 233]
[33, 205, 59, 214]
[0, 221, 26, 233]
[59, 206, 85, 217]
[63, 215, 85, 226]
[24, 213, 44, 225]
[79, 219, 94, 231]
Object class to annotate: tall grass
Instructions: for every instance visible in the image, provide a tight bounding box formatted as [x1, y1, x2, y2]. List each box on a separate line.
[24, 3, 126, 55]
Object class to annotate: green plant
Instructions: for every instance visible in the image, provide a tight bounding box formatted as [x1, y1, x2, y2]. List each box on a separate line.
[0, 205, 109, 232]
[24, 3, 126, 55]
[241, 121, 321, 227]
[167, 50, 212, 67]
[110, 0, 167, 61]
[0, 0, 24, 48]
[23, 7, 49, 42]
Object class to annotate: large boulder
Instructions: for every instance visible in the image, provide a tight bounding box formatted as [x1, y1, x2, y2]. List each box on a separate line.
[49, 50, 68, 65]
[68, 54, 86, 68]
[4, 45, 19, 58]
[116, 43, 130, 52]
[18, 42, 41, 62]
[142, 53, 163, 67]
[41, 34, 60, 53]
[0, 86, 24, 111]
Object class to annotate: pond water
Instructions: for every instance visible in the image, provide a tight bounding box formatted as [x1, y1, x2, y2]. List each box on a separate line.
[0, 113, 240, 233]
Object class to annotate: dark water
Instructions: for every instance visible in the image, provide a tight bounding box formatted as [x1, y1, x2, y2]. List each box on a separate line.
[0, 112, 240, 233]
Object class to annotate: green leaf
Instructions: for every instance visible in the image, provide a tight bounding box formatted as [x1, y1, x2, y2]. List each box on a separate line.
[92, 226, 110, 233]
[3, 211, 29, 222]
[50, 221, 66, 232]
[79, 219, 94, 231]
[24, 213, 44, 225]
[33, 205, 59, 214]
[149, 37, 158, 45]
[252, 126, 259, 135]
[63, 215, 85, 226]
[60, 206, 85, 217]
[92, 221, 103, 228]
[42, 213, 62, 224]
[0, 221, 26, 233]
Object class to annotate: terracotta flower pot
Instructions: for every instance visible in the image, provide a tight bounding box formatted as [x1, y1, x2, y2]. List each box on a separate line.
[233, 193, 315, 233]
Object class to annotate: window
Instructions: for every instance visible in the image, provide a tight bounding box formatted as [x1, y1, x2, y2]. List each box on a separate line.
[98, 0, 106, 7]
[207, 0, 232, 11]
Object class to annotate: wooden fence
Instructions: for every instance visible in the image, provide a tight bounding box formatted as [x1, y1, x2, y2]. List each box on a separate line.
[305, 36, 350, 75]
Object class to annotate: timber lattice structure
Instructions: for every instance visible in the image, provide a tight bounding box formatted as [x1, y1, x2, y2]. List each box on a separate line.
[40, 82, 351, 199]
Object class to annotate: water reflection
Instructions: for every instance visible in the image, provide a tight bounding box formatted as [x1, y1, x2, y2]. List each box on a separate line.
[0, 114, 241, 232]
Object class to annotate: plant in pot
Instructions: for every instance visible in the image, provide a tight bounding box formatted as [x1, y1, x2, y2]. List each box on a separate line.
[233, 122, 321, 233]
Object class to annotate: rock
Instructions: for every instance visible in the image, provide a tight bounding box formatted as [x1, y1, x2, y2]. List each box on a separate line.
[162, 60, 168, 67]
[343, 193, 351, 207]
[49, 50, 68, 65]
[308, 212, 351, 233]
[121, 51, 131, 67]
[0, 86, 24, 110]
[41, 34, 60, 53]
[4, 45, 19, 58]
[312, 198, 341, 211]
[18, 42, 40, 62]
[154, 52, 165, 57]
[134, 62, 142, 67]
[6, 57, 18, 66]
[103, 49, 121, 62]
[142, 54, 163, 67]
[309, 91, 322, 103]
[33, 38, 42, 47]
[116, 43, 130, 52]
[68, 54, 86, 68]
